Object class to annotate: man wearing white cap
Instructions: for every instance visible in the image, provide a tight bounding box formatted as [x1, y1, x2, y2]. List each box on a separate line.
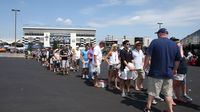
[132, 41, 145, 91]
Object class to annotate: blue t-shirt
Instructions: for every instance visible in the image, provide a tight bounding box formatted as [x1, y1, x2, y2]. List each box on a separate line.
[146, 38, 181, 79]
[82, 50, 89, 61]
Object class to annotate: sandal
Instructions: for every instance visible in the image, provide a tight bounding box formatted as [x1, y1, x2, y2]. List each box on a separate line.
[144, 107, 151, 112]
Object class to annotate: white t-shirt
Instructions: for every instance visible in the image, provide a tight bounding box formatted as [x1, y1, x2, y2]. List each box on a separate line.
[92, 45, 102, 66]
[75, 49, 81, 59]
[132, 49, 144, 69]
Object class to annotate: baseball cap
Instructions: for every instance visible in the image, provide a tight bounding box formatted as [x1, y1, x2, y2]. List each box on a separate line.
[155, 28, 168, 34]
[170, 37, 179, 42]
[135, 41, 142, 45]
[99, 41, 105, 46]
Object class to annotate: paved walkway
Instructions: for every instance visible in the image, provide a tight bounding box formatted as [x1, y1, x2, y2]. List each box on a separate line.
[0, 57, 200, 112]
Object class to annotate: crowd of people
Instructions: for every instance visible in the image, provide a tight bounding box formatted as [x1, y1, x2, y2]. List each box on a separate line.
[25, 28, 194, 112]
[186, 51, 200, 66]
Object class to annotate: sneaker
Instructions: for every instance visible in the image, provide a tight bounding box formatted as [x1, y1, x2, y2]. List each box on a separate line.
[85, 75, 89, 79]
[144, 108, 151, 112]
[82, 75, 85, 79]
[183, 94, 192, 102]
[152, 99, 158, 105]
[121, 92, 126, 97]
[173, 94, 177, 100]
[155, 96, 164, 102]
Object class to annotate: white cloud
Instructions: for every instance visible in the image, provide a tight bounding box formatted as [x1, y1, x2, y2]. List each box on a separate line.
[87, 0, 200, 28]
[56, 17, 72, 25]
[56, 17, 63, 22]
[137, 1, 200, 27]
[130, 16, 141, 21]
[63, 19, 72, 25]
[80, 0, 149, 15]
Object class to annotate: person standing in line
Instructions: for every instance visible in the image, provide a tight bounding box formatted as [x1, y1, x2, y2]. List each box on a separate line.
[25, 50, 28, 59]
[46, 48, 50, 69]
[88, 43, 95, 80]
[52, 48, 61, 73]
[143, 28, 181, 112]
[104, 43, 120, 90]
[132, 41, 145, 91]
[71, 48, 77, 71]
[170, 37, 192, 102]
[68, 46, 73, 71]
[36, 48, 41, 62]
[119, 40, 135, 97]
[75, 47, 81, 71]
[92, 41, 105, 87]
[60, 45, 70, 75]
[186, 51, 193, 60]
[41, 49, 47, 66]
[80, 43, 90, 79]
[48, 47, 54, 71]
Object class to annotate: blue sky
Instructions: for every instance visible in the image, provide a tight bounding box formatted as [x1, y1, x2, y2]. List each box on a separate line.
[0, 0, 200, 43]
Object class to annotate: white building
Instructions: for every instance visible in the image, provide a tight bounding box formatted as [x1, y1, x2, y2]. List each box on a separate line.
[22, 26, 96, 49]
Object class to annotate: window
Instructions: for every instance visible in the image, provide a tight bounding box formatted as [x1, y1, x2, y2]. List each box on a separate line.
[76, 34, 95, 37]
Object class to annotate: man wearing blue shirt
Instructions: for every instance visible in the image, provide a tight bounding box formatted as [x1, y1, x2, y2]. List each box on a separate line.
[143, 28, 181, 112]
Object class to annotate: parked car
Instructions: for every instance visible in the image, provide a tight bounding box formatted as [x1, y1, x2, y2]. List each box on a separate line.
[0, 47, 6, 52]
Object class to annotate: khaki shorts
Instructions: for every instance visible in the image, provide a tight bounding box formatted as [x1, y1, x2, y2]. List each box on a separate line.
[147, 77, 173, 97]
[135, 69, 145, 79]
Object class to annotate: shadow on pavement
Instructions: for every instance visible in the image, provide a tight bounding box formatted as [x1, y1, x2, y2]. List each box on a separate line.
[105, 87, 121, 95]
[176, 101, 200, 111]
[84, 80, 94, 87]
[121, 96, 162, 112]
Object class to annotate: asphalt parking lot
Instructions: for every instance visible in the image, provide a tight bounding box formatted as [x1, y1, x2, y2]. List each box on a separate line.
[0, 57, 200, 112]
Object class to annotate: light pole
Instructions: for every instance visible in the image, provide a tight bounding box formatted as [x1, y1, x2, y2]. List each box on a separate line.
[157, 22, 163, 29]
[11, 9, 20, 52]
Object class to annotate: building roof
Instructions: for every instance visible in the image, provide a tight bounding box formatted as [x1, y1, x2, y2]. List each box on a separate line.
[22, 26, 96, 31]
[181, 29, 200, 41]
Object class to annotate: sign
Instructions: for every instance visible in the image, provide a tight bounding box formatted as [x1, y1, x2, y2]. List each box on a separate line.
[44, 33, 50, 47]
